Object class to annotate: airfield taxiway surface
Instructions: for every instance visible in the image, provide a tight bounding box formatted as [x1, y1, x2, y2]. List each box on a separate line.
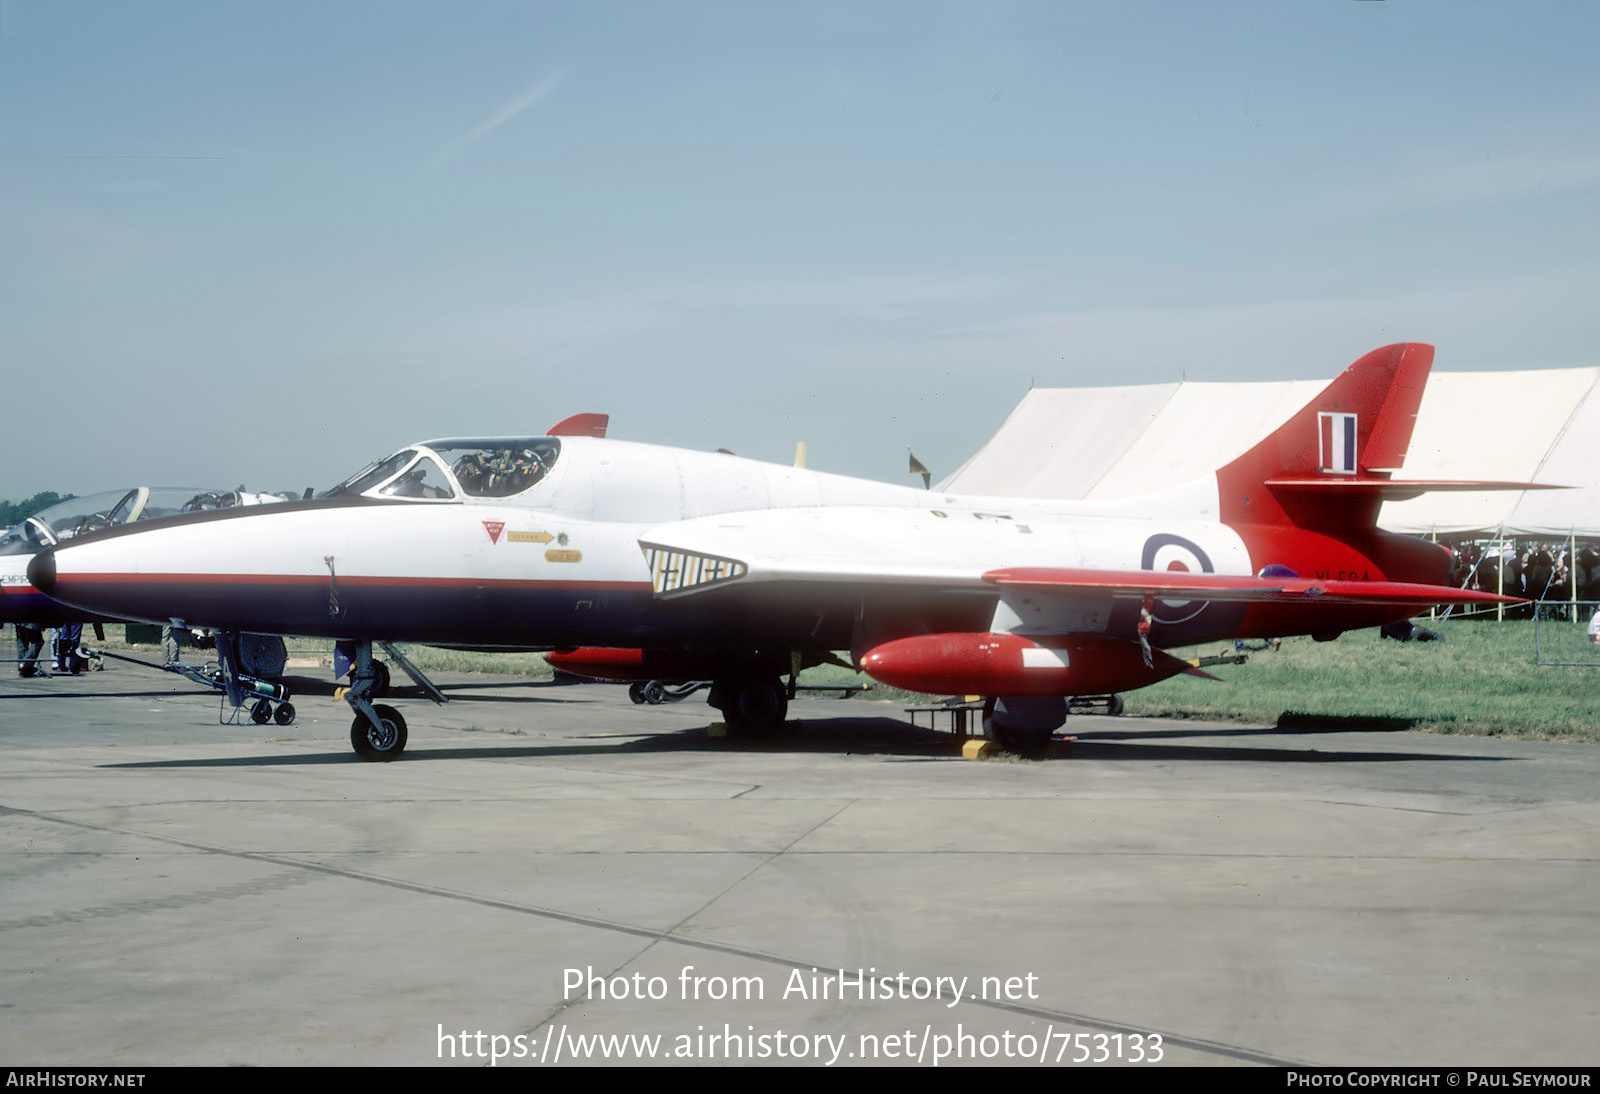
[1, 661, 1597, 1067]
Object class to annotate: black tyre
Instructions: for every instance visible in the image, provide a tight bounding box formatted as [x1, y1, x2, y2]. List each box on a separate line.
[250, 698, 273, 725]
[1107, 694, 1125, 717]
[983, 696, 1058, 758]
[628, 682, 648, 704]
[351, 704, 408, 761]
[724, 677, 787, 733]
[988, 720, 1053, 758]
[643, 681, 667, 705]
[273, 702, 296, 726]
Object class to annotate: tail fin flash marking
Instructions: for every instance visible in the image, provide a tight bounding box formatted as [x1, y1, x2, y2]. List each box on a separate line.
[1319, 412, 1358, 475]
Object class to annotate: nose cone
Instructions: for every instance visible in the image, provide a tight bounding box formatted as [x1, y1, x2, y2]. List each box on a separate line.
[26, 549, 56, 596]
[26, 536, 153, 623]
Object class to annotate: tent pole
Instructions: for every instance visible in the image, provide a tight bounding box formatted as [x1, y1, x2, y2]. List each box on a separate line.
[1572, 532, 1579, 613]
[1429, 529, 1437, 621]
[1496, 526, 1505, 623]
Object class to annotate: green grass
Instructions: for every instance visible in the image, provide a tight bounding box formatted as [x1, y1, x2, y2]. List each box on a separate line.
[372, 646, 562, 676]
[112, 617, 1600, 742]
[1126, 618, 1600, 741]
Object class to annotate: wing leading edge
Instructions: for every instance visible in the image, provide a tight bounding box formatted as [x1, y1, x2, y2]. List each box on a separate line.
[984, 567, 1517, 608]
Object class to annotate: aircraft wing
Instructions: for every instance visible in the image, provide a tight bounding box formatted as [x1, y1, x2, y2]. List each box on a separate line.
[638, 508, 1515, 608]
[640, 507, 999, 596]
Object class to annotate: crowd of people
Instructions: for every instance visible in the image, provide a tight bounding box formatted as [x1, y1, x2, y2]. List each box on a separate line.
[11, 622, 96, 677]
[1447, 540, 1600, 603]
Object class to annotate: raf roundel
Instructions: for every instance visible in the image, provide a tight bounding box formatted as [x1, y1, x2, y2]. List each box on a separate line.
[1140, 533, 1215, 624]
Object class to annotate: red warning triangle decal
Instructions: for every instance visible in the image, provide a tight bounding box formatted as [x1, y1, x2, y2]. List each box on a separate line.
[483, 521, 505, 544]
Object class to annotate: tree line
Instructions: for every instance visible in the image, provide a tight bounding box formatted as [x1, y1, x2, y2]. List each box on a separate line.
[0, 492, 76, 529]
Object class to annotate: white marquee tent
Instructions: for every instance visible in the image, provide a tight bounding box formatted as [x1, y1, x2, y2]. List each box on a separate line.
[942, 369, 1600, 539]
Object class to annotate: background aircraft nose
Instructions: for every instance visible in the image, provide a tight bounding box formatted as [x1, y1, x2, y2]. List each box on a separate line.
[27, 550, 56, 596]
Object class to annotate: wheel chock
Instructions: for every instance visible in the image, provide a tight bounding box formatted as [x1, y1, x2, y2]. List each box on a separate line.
[961, 739, 999, 760]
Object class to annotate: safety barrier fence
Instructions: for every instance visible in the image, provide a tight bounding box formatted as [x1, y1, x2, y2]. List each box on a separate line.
[1533, 600, 1600, 669]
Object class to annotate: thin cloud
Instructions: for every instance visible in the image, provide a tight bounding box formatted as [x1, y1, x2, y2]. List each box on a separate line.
[429, 69, 566, 169]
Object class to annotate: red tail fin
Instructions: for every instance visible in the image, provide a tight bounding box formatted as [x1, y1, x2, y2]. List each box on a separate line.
[1217, 343, 1434, 532]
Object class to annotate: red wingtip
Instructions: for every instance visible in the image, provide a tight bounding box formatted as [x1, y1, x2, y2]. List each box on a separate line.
[545, 413, 609, 438]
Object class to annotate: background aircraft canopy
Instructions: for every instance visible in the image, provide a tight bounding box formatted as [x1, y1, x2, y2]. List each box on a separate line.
[0, 487, 267, 555]
[324, 439, 562, 502]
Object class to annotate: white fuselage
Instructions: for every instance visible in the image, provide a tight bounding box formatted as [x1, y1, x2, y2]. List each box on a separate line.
[34, 436, 1256, 650]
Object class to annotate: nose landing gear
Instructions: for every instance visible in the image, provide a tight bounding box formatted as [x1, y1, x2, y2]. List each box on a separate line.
[345, 641, 407, 761]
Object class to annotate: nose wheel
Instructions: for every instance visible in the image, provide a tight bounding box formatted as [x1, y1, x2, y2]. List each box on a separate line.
[344, 641, 408, 760]
[351, 704, 408, 761]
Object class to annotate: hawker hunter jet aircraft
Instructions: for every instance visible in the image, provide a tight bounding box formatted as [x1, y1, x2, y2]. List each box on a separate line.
[30, 344, 1520, 759]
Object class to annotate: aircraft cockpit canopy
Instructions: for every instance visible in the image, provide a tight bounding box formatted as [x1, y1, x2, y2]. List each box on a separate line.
[325, 438, 561, 502]
[327, 449, 457, 501]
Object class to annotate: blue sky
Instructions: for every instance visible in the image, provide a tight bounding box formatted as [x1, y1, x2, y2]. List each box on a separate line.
[3, 1, 1598, 500]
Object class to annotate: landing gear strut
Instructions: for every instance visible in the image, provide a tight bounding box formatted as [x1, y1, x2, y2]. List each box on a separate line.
[345, 640, 408, 761]
[335, 640, 449, 760]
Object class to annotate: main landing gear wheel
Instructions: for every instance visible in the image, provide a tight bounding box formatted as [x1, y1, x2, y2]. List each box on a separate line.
[987, 721, 1053, 758]
[982, 696, 1062, 759]
[351, 704, 408, 762]
[716, 676, 788, 734]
